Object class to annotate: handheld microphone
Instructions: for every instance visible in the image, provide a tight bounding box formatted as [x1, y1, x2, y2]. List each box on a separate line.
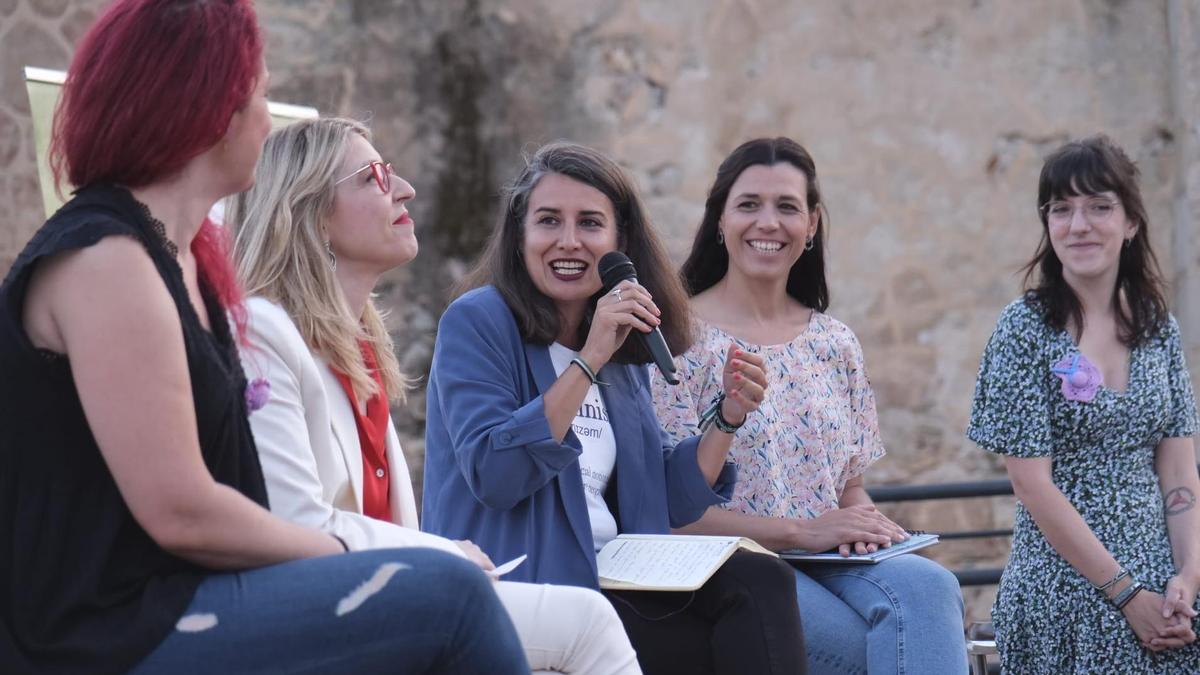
[597, 251, 680, 385]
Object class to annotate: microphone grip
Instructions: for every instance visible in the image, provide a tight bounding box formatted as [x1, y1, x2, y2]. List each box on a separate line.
[643, 326, 680, 385]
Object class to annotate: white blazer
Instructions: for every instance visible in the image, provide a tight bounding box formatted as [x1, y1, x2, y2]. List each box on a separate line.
[240, 297, 463, 557]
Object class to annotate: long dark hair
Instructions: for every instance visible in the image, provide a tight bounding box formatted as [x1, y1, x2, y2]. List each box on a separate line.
[1021, 135, 1168, 346]
[679, 137, 829, 311]
[458, 141, 693, 363]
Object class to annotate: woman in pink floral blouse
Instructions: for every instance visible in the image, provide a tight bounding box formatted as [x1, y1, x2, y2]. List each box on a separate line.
[652, 137, 966, 674]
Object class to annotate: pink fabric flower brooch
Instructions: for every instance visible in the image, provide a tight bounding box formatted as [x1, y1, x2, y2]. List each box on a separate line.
[1050, 353, 1102, 402]
[245, 377, 271, 412]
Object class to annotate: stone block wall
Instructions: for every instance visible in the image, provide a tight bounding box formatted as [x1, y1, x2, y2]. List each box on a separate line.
[6, 0, 1200, 625]
[0, 0, 97, 272]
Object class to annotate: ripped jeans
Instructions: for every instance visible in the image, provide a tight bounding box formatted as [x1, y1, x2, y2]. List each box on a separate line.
[796, 554, 968, 675]
[130, 548, 529, 674]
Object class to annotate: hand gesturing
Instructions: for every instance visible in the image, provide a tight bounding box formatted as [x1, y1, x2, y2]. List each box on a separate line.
[718, 343, 767, 425]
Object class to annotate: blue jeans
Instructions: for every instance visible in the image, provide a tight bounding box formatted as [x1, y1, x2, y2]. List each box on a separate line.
[795, 554, 967, 675]
[131, 548, 529, 674]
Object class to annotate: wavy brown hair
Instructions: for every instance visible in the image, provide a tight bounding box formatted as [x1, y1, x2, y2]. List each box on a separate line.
[1021, 135, 1168, 346]
[458, 141, 693, 362]
[679, 137, 829, 311]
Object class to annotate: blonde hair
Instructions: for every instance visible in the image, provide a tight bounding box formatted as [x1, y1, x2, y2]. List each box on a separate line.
[228, 117, 409, 403]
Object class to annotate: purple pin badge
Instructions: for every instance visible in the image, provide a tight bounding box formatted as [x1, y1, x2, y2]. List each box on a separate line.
[1050, 353, 1102, 403]
[245, 377, 271, 412]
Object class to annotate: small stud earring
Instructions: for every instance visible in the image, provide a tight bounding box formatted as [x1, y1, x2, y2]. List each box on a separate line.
[717, 229, 724, 245]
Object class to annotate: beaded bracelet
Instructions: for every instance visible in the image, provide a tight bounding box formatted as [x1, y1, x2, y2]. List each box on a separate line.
[1112, 580, 1145, 610]
[698, 392, 745, 434]
[570, 357, 609, 387]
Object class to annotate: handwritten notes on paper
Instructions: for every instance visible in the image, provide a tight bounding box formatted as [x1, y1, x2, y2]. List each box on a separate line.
[597, 535, 772, 591]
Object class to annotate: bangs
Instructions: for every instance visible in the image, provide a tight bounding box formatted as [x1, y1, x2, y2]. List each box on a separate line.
[1038, 143, 1122, 204]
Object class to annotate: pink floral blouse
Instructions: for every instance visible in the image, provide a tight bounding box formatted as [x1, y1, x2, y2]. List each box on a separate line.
[651, 315, 885, 520]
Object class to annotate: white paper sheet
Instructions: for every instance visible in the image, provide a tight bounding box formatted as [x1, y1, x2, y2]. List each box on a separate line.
[487, 554, 528, 578]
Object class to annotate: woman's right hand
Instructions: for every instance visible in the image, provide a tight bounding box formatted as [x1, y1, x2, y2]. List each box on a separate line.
[1123, 589, 1196, 651]
[794, 505, 908, 554]
[579, 280, 660, 371]
[454, 540, 497, 573]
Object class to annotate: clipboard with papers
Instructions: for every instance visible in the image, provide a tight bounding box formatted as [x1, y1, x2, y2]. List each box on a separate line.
[780, 533, 939, 564]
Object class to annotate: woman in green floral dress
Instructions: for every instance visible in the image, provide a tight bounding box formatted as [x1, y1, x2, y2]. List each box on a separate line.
[968, 135, 1200, 673]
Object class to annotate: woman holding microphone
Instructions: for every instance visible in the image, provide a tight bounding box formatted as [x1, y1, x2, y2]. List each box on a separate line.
[422, 141, 806, 675]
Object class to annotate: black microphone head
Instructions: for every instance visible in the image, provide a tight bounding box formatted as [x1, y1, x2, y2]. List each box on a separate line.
[598, 251, 637, 291]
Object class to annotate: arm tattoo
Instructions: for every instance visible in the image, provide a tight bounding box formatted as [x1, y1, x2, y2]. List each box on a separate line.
[1164, 487, 1197, 516]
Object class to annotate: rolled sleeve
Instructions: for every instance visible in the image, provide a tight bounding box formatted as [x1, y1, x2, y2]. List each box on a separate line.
[663, 434, 730, 528]
[432, 298, 581, 510]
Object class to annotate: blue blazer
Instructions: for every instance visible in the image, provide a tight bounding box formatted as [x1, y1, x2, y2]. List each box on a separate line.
[422, 286, 734, 588]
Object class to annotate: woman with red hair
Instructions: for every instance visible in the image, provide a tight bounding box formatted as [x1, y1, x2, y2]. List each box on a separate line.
[0, 1, 527, 674]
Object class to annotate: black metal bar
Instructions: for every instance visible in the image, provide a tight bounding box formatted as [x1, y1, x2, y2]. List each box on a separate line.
[864, 472, 1200, 594]
[867, 479, 1013, 502]
[935, 529, 1013, 541]
[863, 481, 1016, 591]
[953, 568, 1003, 586]
[870, 465, 1200, 503]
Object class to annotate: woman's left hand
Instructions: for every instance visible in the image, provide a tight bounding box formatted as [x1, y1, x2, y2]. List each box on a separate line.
[838, 511, 909, 556]
[720, 343, 767, 424]
[1125, 590, 1195, 651]
[840, 541, 884, 557]
[1161, 574, 1200, 623]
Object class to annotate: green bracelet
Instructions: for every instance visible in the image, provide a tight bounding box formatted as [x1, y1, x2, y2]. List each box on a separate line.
[570, 357, 608, 387]
[698, 392, 745, 434]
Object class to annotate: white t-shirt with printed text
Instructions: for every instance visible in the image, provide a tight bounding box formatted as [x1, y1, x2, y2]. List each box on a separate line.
[547, 343, 619, 551]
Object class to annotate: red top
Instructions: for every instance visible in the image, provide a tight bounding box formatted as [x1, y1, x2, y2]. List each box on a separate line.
[331, 341, 391, 521]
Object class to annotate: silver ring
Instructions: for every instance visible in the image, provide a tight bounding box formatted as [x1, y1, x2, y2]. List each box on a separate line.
[611, 288, 622, 301]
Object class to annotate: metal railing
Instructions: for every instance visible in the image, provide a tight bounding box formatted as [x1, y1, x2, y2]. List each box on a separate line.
[865, 479, 1011, 674]
[878, 471, 1197, 675]
[867, 478, 1014, 587]
[869, 466, 1200, 587]
[868, 479, 1014, 502]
